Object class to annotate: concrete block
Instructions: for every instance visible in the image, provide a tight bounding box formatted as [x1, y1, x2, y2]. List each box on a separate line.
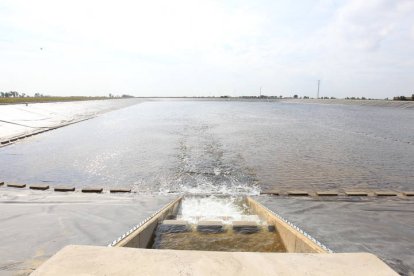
[110, 188, 131, 193]
[30, 185, 50, 190]
[232, 221, 259, 234]
[345, 191, 368, 196]
[162, 220, 189, 225]
[260, 191, 279, 195]
[54, 187, 75, 192]
[197, 221, 224, 233]
[374, 191, 397, 197]
[7, 183, 26, 188]
[232, 221, 258, 227]
[287, 191, 309, 196]
[197, 221, 224, 226]
[316, 191, 338, 196]
[81, 188, 103, 193]
[160, 220, 189, 233]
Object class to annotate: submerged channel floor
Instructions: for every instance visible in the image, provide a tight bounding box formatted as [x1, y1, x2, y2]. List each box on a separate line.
[152, 226, 286, 252]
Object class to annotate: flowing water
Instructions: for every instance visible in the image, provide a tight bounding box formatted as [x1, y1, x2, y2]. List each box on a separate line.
[151, 196, 286, 252]
[0, 99, 413, 194]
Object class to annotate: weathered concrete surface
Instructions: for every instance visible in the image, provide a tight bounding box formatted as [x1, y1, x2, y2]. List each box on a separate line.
[32, 245, 398, 276]
[256, 196, 414, 275]
[0, 189, 175, 275]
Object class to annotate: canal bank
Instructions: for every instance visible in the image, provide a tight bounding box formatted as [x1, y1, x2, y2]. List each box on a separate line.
[0, 98, 145, 145]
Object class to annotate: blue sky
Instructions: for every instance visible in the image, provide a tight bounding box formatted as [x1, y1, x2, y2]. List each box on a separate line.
[0, 0, 413, 98]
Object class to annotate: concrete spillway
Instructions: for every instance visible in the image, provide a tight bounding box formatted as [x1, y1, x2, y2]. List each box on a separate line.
[31, 196, 398, 275]
[113, 196, 328, 253]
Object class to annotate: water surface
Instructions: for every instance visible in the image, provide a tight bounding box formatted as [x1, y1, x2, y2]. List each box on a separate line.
[1, 100, 413, 193]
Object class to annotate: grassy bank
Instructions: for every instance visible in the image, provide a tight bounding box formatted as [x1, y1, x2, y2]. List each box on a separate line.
[0, 96, 115, 104]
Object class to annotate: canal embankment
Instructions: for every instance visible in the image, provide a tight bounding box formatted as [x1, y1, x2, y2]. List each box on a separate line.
[280, 98, 414, 108]
[0, 98, 145, 146]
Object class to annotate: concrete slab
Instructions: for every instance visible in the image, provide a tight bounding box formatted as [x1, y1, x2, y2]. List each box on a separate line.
[374, 191, 398, 197]
[260, 191, 279, 195]
[110, 188, 132, 193]
[403, 192, 414, 196]
[232, 221, 258, 227]
[345, 191, 368, 196]
[197, 221, 224, 227]
[316, 191, 338, 196]
[7, 183, 26, 188]
[162, 220, 188, 226]
[81, 188, 103, 193]
[31, 245, 398, 276]
[287, 191, 309, 196]
[232, 221, 259, 234]
[197, 221, 224, 233]
[30, 185, 50, 191]
[54, 187, 75, 192]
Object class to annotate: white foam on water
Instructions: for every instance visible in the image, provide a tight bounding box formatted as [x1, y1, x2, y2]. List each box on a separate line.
[158, 175, 261, 196]
[177, 196, 263, 225]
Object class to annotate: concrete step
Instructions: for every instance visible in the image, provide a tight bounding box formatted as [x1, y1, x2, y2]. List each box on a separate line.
[232, 221, 259, 234]
[160, 220, 189, 233]
[30, 185, 50, 190]
[7, 183, 26, 188]
[196, 221, 224, 233]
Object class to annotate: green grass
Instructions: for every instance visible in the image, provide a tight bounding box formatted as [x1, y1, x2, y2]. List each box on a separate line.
[0, 96, 114, 104]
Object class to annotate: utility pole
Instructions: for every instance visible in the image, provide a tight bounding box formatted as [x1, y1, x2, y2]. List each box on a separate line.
[317, 80, 320, 99]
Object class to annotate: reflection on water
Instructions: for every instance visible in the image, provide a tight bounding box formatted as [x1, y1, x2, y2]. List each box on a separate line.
[0, 100, 413, 194]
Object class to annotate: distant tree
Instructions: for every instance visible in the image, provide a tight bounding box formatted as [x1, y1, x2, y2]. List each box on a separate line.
[303, 96, 309, 99]
[293, 94, 298, 99]
[9, 91, 19, 97]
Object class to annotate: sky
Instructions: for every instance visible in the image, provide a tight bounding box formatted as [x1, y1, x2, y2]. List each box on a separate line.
[0, 0, 413, 98]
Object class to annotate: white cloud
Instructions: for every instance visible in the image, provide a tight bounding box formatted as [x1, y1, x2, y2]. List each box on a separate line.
[0, 0, 413, 98]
